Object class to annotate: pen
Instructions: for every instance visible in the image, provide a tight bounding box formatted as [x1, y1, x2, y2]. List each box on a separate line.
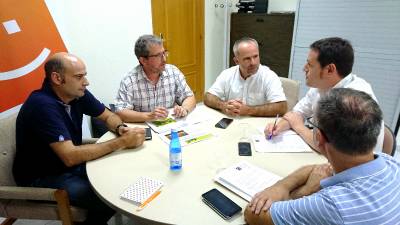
[268, 114, 279, 140]
[136, 190, 161, 211]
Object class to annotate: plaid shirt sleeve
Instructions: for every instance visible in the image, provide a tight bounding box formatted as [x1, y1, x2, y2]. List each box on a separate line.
[172, 65, 194, 105]
[115, 74, 134, 111]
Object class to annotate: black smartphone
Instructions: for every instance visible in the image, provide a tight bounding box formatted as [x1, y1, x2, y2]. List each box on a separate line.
[238, 142, 252, 156]
[145, 127, 152, 140]
[215, 118, 233, 129]
[201, 188, 242, 220]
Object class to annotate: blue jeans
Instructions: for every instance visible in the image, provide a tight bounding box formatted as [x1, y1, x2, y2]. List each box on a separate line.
[31, 164, 115, 225]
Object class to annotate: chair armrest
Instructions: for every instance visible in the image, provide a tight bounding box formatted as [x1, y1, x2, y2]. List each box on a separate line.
[0, 186, 57, 201]
[0, 186, 76, 224]
[82, 137, 99, 144]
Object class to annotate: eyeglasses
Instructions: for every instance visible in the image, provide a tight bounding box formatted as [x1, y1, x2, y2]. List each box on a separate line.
[147, 50, 169, 59]
[306, 117, 330, 142]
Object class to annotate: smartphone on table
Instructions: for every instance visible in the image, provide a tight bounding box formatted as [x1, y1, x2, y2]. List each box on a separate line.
[238, 142, 252, 156]
[215, 118, 233, 129]
[145, 127, 152, 140]
[201, 188, 242, 220]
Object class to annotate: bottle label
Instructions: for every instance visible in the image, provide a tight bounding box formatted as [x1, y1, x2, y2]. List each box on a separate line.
[170, 152, 182, 168]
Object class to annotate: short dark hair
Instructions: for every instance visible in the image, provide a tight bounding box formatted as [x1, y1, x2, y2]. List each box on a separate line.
[310, 37, 354, 78]
[232, 37, 259, 56]
[134, 34, 163, 59]
[316, 88, 382, 155]
[44, 57, 65, 80]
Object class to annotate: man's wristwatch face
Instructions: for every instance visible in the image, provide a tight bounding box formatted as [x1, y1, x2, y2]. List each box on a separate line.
[116, 124, 127, 136]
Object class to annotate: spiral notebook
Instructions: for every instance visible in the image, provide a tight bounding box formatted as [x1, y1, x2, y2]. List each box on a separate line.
[120, 177, 164, 205]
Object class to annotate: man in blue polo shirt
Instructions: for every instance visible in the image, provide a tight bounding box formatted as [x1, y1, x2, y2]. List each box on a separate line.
[245, 88, 400, 225]
[13, 52, 145, 225]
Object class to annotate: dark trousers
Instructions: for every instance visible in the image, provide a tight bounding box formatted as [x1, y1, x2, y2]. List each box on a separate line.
[31, 164, 115, 225]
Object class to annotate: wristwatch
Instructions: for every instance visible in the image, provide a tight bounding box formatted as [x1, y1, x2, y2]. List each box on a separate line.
[115, 123, 127, 136]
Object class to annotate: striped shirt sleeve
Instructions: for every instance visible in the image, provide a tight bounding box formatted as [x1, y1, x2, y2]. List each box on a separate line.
[270, 193, 343, 225]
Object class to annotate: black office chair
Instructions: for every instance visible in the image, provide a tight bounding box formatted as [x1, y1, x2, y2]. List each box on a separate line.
[383, 124, 397, 156]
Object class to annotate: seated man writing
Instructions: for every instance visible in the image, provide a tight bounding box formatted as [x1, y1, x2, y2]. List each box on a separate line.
[115, 34, 196, 122]
[245, 88, 400, 225]
[13, 52, 145, 225]
[265, 37, 384, 152]
[204, 37, 287, 117]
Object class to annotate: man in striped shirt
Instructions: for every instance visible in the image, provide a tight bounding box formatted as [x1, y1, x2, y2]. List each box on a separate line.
[115, 35, 196, 122]
[245, 88, 400, 225]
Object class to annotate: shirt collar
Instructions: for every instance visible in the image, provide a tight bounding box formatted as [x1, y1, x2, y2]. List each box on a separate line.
[318, 73, 355, 97]
[321, 153, 386, 188]
[333, 73, 355, 89]
[137, 64, 166, 83]
[42, 80, 63, 102]
[236, 65, 258, 81]
[41, 80, 78, 107]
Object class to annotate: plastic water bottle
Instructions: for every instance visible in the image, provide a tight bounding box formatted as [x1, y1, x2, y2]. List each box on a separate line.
[169, 129, 182, 170]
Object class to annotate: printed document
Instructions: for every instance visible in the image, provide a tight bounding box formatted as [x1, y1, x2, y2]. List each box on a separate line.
[158, 124, 213, 146]
[215, 161, 281, 201]
[146, 108, 209, 133]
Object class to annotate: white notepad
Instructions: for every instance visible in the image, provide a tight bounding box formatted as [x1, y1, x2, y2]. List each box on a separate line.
[120, 177, 164, 205]
[252, 129, 312, 153]
[215, 161, 281, 202]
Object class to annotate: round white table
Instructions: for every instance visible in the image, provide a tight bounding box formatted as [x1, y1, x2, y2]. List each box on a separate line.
[87, 105, 326, 225]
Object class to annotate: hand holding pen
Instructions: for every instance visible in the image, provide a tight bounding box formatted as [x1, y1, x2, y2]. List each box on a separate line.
[268, 114, 279, 140]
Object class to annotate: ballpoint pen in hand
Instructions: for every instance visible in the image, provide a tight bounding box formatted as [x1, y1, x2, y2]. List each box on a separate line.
[268, 114, 279, 140]
[136, 190, 161, 211]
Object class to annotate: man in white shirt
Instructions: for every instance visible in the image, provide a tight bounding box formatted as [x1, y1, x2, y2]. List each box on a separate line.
[265, 37, 384, 152]
[204, 37, 287, 117]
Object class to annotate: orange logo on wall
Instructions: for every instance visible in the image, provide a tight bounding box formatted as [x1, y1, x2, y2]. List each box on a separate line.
[0, 0, 67, 113]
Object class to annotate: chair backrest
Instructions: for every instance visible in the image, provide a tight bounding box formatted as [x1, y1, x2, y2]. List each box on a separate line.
[279, 77, 300, 111]
[383, 124, 397, 156]
[0, 113, 18, 186]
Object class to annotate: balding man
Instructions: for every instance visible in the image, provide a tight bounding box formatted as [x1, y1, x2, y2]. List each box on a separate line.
[13, 52, 145, 225]
[246, 88, 400, 225]
[204, 37, 287, 117]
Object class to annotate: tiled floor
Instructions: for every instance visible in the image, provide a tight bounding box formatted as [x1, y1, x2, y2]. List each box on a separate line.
[0, 214, 133, 225]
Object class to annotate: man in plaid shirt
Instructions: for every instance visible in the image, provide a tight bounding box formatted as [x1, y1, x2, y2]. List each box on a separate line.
[115, 35, 196, 122]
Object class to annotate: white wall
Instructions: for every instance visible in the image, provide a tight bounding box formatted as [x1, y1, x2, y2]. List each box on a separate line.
[45, 0, 153, 105]
[44, 0, 152, 137]
[205, 0, 237, 89]
[268, 0, 297, 13]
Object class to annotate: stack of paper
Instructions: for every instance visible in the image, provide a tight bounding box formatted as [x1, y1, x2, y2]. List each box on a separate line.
[215, 161, 281, 202]
[120, 177, 163, 205]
